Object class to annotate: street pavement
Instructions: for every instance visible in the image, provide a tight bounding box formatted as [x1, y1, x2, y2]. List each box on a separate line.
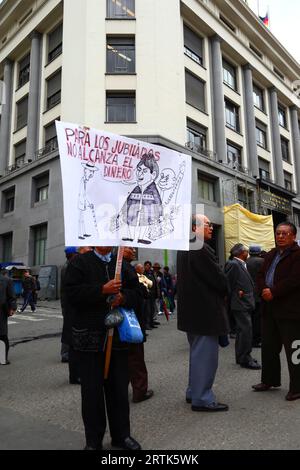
[1, 300, 300, 450]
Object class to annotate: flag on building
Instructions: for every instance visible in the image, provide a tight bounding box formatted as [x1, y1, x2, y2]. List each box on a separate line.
[259, 11, 269, 27]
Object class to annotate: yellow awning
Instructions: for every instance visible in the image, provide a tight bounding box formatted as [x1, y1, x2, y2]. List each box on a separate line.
[224, 203, 275, 260]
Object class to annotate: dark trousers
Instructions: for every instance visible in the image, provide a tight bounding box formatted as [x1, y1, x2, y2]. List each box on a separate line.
[252, 302, 262, 345]
[68, 346, 80, 383]
[128, 343, 148, 401]
[0, 335, 9, 361]
[20, 292, 35, 312]
[232, 309, 253, 365]
[261, 308, 300, 393]
[77, 348, 130, 449]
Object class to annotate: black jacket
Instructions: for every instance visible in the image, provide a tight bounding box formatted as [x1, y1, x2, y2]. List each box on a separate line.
[64, 251, 141, 350]
[0, 274, 17, 336]
[256, 243, 300, 319]
[246, 255, 264, 302]
[177, 243, 229, 336]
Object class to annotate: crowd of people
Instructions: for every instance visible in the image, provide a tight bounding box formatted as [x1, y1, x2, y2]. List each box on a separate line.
[1, 214, 300, 450]
[177, 214, 300, 415]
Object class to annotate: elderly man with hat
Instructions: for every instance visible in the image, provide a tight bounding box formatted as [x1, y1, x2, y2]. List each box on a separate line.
[246, 245, 264, 347]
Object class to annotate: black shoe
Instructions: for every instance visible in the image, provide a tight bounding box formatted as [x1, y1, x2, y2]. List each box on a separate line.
[150, 325, 158, 328]
[192, 402, 229, 412]
[133, 390, 154, 403]
[111, 436, 141, 451]
[61, 357, 69, 363]
[153, 321, 160, 326]
[138, 239, 151, 245]
[83, 234, 92, 237]
[186, 397, 192, 404]
[122, 238, 134, 242]
[240, 360, 261, 370]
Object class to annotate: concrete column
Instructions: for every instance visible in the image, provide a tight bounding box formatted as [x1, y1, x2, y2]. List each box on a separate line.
[0, 59, 13, 174]
[243, 64, 259, 178]
[26, 31, 42, 161]
[268, 86, 284, 187]
[290, 105, 300, 195]
[210, 35, 226, 163]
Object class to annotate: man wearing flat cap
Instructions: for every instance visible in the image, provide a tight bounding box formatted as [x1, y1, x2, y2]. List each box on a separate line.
[78, 162, 98, 240]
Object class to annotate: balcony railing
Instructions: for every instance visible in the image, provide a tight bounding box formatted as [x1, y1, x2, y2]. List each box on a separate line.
[185, 141, 218, 161]
[3, 140, 58, 177]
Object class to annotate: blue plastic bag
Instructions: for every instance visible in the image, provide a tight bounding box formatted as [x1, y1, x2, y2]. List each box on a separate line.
[117, 308, 143, 343]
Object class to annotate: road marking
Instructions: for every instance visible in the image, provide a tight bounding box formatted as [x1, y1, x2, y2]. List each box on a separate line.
[31, 313, 62, 319]
[12, 315, 44, 322]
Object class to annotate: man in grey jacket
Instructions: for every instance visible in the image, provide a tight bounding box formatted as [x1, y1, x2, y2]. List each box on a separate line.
[225, 244, 261, 370]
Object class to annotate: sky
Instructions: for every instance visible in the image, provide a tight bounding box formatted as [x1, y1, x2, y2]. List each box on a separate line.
[247, 0, 300, 63]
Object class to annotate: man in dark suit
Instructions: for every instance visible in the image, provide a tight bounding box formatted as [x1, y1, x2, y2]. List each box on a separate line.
[225, 243, 261, 370]
[253, 222, 300, 401]
[177, 214, 229, 412]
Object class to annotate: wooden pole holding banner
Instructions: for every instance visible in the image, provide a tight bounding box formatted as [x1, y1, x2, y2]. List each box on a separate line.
[104, 246, 125, 379]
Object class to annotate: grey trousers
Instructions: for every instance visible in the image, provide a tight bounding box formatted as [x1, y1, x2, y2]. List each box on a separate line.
[186, 334, 219, 406]
[232, 309, 253, 365]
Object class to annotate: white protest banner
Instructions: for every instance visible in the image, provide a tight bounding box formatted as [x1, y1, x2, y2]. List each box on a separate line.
[56, 121, 191, 250]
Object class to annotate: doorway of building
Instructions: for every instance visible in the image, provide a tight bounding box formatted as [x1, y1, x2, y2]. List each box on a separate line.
[270, 210, 288, 229]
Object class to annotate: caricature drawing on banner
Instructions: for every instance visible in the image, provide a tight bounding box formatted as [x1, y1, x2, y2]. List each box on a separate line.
[56, 121, 192, 251]
[78, 161, 99, 240]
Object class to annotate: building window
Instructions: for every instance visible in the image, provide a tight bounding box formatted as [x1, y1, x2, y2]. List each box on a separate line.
[227, 141, 242, 166]
[33, 172, 49, 203]
[225, 100, 240, 132]
[219, 15, 236, 32]
[198, 173, 216, 202]
[45, 122, 58, 152]
[16, 96, 28, 130]
[18, 53, 30, 88]
[14, 140, 26, 166]
[106, 36, 135, 73]
[294, 209, 300, 227]
[256, 121, 267, 149]
[3, 187, 15, 213]
[281, 137, 290, 162]
[186, 119, 207, 151]
[107, 0, 135, 18]
[48, 23, 63, 63]
[1, 233, 12, 262]
[46, 70, 61, 110]
[258, 158, 271, 181]
[238, 187, 254, 212]
[278, 105, 287, 128]
[106, 92, 135, 122]
[284, 171, 293, 191]
[223, 59, 237, 90]
[33, 224, 47, 265]
[185, 71, 205, 112]
[253, 84, 264, 111]
[183, 25, 203, 66]
[249, 43, 263, 59]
